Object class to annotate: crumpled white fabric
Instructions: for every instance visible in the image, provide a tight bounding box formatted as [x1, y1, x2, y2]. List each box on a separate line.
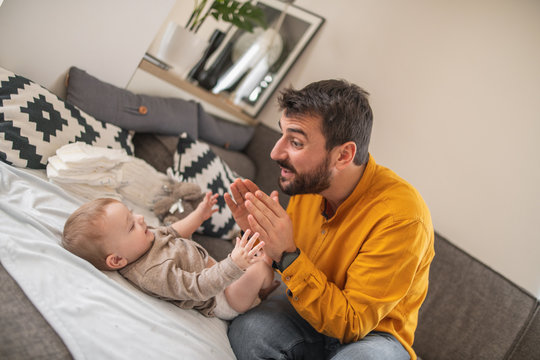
[46, 142, 168, 208]
[54, 141, 130, 169]
[46, 142, 129, 186]
[0, 162, 235, 360]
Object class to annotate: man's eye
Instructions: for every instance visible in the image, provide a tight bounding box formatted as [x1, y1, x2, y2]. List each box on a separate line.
[291, 140, 302, 148]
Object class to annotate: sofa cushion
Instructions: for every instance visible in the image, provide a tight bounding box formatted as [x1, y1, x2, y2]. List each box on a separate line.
[413, 233, 536, 360]
[208, 143, 255, 180]
[66, 66, 198, 138]
[0, 66, 133, 169]
[132, 133, 255, 179]
[66, 66, 255, 150]
[132, 133, 178, 174]
[172, 132, 241, 240]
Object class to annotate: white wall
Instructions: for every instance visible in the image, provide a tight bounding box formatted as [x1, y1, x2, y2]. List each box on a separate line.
[254, 0, 539, 297]
[0, 0, 174, 98]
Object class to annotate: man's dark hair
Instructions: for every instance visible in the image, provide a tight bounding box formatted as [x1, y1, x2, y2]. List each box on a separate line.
[277, 79, 373, 165]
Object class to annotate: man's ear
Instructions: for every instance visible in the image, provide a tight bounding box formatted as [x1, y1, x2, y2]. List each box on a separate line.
[106, 254, 128, 269]
[334, 141, 357, 169]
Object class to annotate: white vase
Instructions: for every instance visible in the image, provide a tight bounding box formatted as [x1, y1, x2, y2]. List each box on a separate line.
[156, 22, 207, 76]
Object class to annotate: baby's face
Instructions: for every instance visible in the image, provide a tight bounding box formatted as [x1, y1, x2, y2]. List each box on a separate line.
[102, 202, 154, 264]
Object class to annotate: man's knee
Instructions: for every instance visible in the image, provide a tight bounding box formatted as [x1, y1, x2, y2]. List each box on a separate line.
[229, 308, 263, 338]
[228, 305, 285, 359]
[228, 295, 325, 359]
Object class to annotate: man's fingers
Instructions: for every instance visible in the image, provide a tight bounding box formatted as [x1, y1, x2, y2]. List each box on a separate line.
[229, 180, 245, 205]
[234, 179, 253, 197]
[254, 190, 286, 217]
[242, 179, 260, 193]
[224, 192, 237, 211]
[245, 197, 276, 234]
[245, 191, 286, 221]
[247, 214, 268, 241]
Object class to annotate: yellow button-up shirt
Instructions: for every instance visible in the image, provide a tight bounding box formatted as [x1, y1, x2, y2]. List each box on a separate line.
[281, 154, 434, 359]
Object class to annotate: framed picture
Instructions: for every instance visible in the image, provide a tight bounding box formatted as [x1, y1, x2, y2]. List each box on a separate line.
[194, 0, 325, 117]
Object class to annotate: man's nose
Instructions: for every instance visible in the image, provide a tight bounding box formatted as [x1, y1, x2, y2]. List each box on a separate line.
[270, 138, 285, 161]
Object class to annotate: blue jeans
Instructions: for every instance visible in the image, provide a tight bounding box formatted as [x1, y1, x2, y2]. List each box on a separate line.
[228, 294, 410, 360]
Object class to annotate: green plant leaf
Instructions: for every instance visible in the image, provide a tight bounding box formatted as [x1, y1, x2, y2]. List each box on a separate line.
[209, 0, 267, 32]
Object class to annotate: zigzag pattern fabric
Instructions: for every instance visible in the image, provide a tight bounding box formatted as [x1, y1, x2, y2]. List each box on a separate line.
[173, 132, 240, 240]
[0, 67, 133, 169]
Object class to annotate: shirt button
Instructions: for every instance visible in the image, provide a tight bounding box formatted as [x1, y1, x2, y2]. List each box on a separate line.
[285, 276, 291, 281]
[321, 230, 326, 235]
[294, 296, 299, 301]
[286, 289, 292, 297]
[138, 105, 148, 115]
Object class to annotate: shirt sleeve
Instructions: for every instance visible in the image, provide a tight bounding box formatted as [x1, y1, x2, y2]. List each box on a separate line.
[137, 255, 245, 302]
[281, 219, 430, 343]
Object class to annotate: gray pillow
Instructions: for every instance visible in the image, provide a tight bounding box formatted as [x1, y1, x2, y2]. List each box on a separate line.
[66, 66, 198, 138]
[66, 66, 255, 150]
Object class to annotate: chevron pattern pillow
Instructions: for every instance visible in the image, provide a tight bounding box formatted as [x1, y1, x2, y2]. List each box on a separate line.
[172, 132, 241, 240]
[0, 67, 134, 169]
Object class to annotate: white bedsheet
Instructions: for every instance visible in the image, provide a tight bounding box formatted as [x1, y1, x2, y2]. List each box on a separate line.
[0, 161, 236, 359]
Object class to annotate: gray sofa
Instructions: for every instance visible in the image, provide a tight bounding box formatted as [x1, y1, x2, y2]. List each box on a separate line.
[414, 232, 539, 359]
[1, 123, 538, 359]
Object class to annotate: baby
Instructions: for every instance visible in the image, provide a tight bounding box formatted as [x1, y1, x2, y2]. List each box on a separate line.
[62, 192, 277, 320]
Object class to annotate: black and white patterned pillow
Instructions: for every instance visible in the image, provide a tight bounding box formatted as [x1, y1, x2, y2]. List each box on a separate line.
[173, 132, 241, 240]
[0, 67, 134, 169]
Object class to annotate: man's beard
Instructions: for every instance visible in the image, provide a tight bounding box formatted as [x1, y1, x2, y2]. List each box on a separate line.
[277, 155, 332, 196]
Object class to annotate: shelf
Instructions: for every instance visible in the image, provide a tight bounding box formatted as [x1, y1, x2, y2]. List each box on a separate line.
[138, 59, 256, 125]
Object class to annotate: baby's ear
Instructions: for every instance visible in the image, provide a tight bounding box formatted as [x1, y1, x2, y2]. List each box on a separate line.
[106, 254, 128, 269]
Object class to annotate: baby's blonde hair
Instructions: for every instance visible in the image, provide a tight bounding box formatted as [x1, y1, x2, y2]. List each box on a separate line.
[62, 198, 121, 270]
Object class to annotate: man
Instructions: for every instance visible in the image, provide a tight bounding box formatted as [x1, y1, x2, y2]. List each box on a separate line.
[224, 79, 434, 360]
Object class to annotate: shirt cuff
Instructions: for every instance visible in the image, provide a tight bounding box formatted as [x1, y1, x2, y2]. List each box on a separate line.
[280, 251, 324, 303]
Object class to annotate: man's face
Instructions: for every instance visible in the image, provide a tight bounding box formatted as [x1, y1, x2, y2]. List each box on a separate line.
[270, 112, 333, 195]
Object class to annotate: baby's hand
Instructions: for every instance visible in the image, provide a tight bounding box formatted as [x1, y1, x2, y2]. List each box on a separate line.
[197, 191, 219, 220]
[230, 230, 264, 270]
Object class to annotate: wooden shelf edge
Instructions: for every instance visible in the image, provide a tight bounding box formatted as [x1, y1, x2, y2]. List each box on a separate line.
[138, 59, 257, 125]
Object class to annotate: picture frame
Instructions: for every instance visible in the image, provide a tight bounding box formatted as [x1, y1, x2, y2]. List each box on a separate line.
[194, 0, 325, 117]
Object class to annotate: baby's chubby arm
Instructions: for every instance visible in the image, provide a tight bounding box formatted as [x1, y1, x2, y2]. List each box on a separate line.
[171, 191, 218, 238]
[137, 229, 264, 301]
